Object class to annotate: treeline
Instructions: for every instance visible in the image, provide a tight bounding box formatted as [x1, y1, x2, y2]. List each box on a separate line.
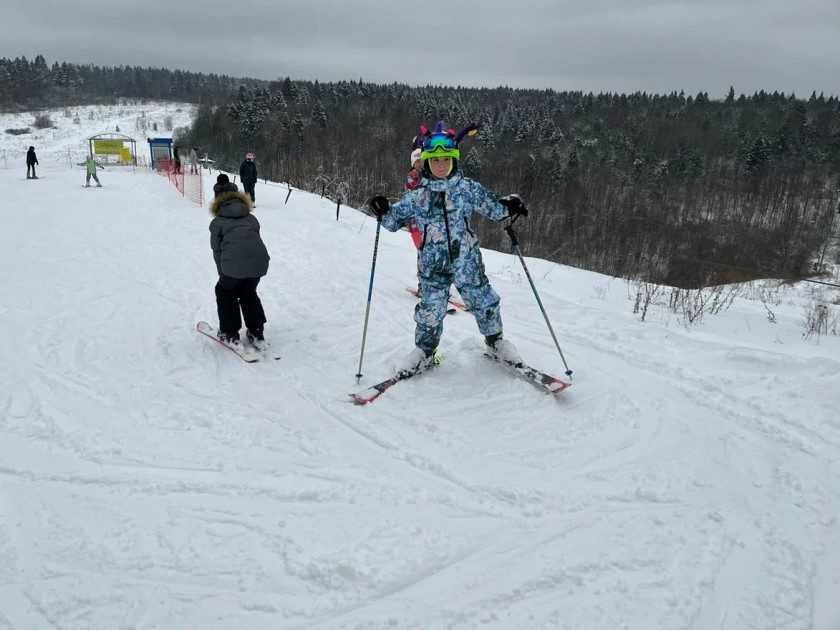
[5, 54, 839, 288]
[185, 81, 840, 288]
[0, 54, 261, 109]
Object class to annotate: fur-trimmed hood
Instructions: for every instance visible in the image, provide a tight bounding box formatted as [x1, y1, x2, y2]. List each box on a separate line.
[209, 190, 253, 217]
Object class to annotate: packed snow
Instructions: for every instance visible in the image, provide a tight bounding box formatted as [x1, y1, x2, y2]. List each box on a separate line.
[1, 103, 839, 630]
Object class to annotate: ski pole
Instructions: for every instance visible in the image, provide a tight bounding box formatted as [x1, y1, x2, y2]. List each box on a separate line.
[355, 218, 382, 383]
[504, 218, 573, 379]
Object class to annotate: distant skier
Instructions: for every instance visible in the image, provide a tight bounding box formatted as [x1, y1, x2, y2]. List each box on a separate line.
[172, 145, 182, 174]
[78, 156, 104, 187]
[26, 146, 39, 179]
[367, 121, 529, 376]
[209, 173, 270, 349]
[189, 147, 199, 174]
[239, 152, 258, 207]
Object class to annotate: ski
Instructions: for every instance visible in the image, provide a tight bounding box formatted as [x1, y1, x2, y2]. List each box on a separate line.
[406, 287, 467, 312]
[244, 335, 281, 361]
[196, 321, 259, 363]
[484, 352, 571, 395]
[349, 357, 441, 405]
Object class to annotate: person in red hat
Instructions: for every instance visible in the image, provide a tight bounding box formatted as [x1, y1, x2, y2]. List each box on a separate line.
[406, 148, 424, 245]
[239, 152, 258, 207]
[405, 147, 425, 294]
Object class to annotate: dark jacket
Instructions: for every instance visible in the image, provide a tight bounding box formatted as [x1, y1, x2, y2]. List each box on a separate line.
[239, 160, 257, 184]
[209, 186, 270, 278]
[26, 147, 38, 166]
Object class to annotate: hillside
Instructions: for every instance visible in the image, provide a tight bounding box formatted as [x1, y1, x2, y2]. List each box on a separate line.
[1, 103, 839, 630]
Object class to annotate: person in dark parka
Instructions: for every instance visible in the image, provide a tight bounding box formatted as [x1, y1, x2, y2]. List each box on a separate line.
[172, 145, 182, 174]
[209, 174, 270, 346]
[239, 152, 258, 206]
[26, 146, 39, 179]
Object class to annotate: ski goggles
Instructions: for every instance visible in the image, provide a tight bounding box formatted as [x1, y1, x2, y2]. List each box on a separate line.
[422, 133, 457, 154]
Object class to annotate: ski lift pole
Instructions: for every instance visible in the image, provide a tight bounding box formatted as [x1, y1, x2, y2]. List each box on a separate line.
[504, 217, 573, 379]
[355, 218, 382, 383]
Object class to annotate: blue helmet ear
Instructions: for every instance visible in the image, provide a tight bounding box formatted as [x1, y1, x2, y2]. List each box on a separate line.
[455, 123, 482, 143]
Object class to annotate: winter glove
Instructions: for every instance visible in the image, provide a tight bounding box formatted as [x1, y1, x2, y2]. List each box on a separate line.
[499, 195, 528, 217]
[368, 195, 390, 220]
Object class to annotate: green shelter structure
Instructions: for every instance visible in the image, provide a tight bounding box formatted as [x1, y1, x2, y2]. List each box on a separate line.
[88, 133, 138, 166]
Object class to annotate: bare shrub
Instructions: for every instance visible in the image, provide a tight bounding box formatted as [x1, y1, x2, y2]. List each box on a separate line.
[668, 284, 740, 326]
[801, 291, 839, 340]
[629, 280, 665, 322]
[762, 300, 777, 324]
[33, 113, 53, 129]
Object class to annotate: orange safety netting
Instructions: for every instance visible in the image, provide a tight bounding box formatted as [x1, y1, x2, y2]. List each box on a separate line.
[155, 157, 204, 206]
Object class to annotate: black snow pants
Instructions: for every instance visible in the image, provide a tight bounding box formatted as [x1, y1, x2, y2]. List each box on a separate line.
[242, 180, 256, 204]
[215, 275, 266, 337]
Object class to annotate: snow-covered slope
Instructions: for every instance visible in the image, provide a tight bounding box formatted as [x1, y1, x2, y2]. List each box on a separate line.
[1, 104, 839, 630]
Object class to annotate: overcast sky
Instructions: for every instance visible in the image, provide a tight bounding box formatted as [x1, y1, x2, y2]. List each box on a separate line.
[4, 0, 839, 98]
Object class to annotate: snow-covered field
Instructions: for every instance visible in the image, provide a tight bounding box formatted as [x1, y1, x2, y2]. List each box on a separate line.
[1, 103, 839, 629]
[0, 102, 195, 168]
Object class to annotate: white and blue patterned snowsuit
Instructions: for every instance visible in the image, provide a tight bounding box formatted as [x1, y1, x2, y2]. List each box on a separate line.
[381, 171, 514, 353]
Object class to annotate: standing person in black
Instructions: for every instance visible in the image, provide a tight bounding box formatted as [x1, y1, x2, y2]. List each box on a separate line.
[209, 174, 270, 347]
[172, 145, 182, 174]
[26, 146, 39, 179]
[239, 152, 258, 207]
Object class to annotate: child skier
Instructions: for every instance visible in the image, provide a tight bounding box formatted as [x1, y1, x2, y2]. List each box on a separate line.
[209, 174, 270, 348]
[78, 156, 104, 187]
[406, 147, 424, 241]
[368, 121, 529, 376]
[406, 147, 425, 295]
[172, 145, 182, 174]
[189, 147, 199, 174]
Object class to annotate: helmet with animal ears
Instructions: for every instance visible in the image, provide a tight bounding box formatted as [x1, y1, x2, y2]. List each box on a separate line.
[412, 121, 483, 148]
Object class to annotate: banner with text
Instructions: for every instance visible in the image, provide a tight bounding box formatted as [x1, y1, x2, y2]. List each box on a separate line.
[93, 140, 125, 155]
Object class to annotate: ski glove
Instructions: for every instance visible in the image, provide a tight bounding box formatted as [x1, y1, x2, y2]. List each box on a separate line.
[368, 195, 390, 219]
[500, 195, 528, 217]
